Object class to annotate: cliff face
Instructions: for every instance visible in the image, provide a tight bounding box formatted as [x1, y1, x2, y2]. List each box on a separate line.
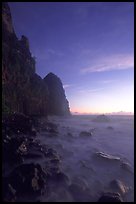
[44, 73, 70, 116]
[2, 3, 70, 116]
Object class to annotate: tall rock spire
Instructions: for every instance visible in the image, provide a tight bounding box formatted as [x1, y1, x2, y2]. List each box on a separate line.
[44, 73, 70, 116]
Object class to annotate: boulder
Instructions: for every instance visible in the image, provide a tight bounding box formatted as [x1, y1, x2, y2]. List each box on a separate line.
[110, 179, 129, 195]
[95, 152, 120, 161]
[7, 163, 45, 195]
[98, 192, 123, 202]
[79, 131, 92, 137]
[93, 114, 110, 122]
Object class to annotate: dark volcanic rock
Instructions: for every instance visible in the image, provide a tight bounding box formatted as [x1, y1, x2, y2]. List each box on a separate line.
[98, 192, 123, 202]
[44, 73, 70, 116]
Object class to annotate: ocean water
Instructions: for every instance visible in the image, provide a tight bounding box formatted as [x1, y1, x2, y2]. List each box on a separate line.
[38, 115, 134, 202]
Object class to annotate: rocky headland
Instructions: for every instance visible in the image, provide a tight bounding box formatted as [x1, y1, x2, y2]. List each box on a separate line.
[2, 2, 70, 202]
[2, 2, 70, 116]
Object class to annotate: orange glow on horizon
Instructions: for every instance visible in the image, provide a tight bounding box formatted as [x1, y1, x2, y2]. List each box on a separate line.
[71, 108, 134, 115]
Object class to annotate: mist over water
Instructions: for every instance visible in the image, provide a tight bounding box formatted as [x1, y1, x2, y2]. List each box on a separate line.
[38, 115, 134, 202]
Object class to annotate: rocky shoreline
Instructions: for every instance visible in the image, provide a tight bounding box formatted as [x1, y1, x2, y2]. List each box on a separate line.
[3, 113, 131, 202]
[2, 113, 68, 202]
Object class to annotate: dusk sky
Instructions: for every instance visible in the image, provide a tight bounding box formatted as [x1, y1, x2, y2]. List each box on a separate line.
[9, 2, 134, 114]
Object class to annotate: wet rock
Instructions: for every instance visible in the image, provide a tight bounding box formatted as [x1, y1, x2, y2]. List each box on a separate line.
[98, 192, 123, 202]
[2, 131, 63, 201]
[110, 179, 129, 195]
[93, 114, 110, 122]
[95, 152, 120, 161]
[79, 131, 92, 137]
[23, 139, 44, 160]
[17, 141, 28, 155]
[7, 163, 45, 196]
[3, 127, 43, 164]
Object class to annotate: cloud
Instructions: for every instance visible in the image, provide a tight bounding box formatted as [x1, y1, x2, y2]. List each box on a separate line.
[78, 87, 104, 93]
[99, 79, 116, 84]
[80, 54, 134, 74]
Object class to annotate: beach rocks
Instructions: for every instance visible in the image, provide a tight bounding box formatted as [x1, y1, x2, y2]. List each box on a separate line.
[79, 131, 92, 137]
[2, 133, 44, 164]
[3, 163, 45, 201]
[23, 139, 44, 159]
[110, 179, 129, 195]
[95, 152, 120, 161]
[93, 114, 110, 122]
[98, 192, 123, 202]
[2, 113, 63, 202]
[41, 122, 58, 134]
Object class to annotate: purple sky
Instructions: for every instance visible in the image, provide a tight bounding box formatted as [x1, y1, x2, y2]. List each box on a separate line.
[9, 2, 134, 114]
